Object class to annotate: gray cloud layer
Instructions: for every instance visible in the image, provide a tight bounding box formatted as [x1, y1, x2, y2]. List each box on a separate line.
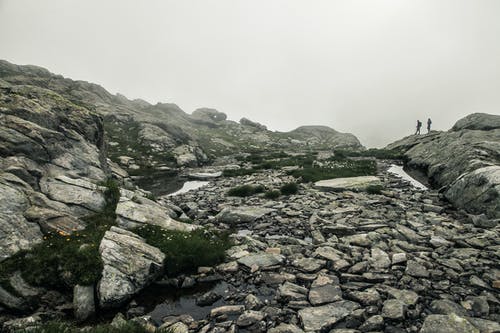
[1, 0, 499, 147]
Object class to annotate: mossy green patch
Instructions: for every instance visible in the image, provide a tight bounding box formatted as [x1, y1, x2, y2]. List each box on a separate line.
[134, 225, 231, 276]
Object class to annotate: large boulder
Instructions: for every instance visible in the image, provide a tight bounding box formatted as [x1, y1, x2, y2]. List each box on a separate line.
[115, 195, 196, 231]
[98, 227, 165, 308]
[387, 113, 500, 217]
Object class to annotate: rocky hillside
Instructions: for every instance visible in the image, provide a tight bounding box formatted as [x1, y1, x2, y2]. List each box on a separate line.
[0, 60, 362, 172]
[387, 113, 500, 218]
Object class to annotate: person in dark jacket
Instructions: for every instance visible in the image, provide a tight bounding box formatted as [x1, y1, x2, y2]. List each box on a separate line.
[427, 118, 432, 133]
[415, 120, 422, 135]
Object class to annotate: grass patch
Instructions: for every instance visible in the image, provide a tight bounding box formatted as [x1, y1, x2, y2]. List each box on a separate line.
[366, 184, 384, 194]
[134, 226, 231, 276]
[264, 190, 281, 199]
[0, 179, 120, 291]
[227, 184, 265, 197]
[288, 159, 377, 183]
[222, 168, 258, 177]
[334, 148, 404, 160]
[17, 320, 161, 333]
[280, 182, 299, 195]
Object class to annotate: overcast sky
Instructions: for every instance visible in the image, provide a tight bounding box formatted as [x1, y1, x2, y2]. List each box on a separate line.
[1, 0, 499, 147]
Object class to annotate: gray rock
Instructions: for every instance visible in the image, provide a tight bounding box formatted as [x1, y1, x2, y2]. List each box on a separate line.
[452, 112, 500, 131]
[292, 257, 326, 273]
[369, 247, 391, 269]
[115, 196, 196, 231]
[216, 206, 274, 224]
[382, 299, 406, 320]
[465, 317, 500, 333]
[298, 301, 360, 332]
[358, 315, 384, 332]
[98, 227, 165, 308]
[210, 305, 245, 317]
[430, 299, 468, 316]
[470, 214, 497, 228]
[237, 253, 284, 270]
[0, 286, 29, 312]
[308, 274, 343, 305]
[268, 323, 304, 333]
[379, 286, 420, 306]
[236, 310, 266, 327]
[314, 176, 382, 192]
[419, 314, 479, 333]
[278, 282, 308, 302]
[405, 260, 430, 278]
[73, 285, 95, 321]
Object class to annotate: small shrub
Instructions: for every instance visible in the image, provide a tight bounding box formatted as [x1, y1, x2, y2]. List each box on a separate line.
[366, 184, 384, 194]
[134, 226, 231, 276]
[227, 184, 265, 197]
[280, 182, 299, 195]
[264, 190, 281, 199]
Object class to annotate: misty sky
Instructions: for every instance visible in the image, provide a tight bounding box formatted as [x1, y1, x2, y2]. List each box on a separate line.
[1, 0, 499, 147]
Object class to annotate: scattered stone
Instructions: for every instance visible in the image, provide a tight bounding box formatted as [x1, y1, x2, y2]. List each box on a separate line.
[419, 314, 479, 333]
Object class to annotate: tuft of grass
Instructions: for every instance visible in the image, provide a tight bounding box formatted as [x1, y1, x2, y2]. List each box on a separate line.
[264, 190, 281, 199]
[366, 184, 384, 194]
[134, 225, 231, 276]
[288, 159, 377, 183]
[222, 168, 258, 177]
[280, 182, 299, 195]
[227, 184, 265, 197]
[0, 179, 120, 291]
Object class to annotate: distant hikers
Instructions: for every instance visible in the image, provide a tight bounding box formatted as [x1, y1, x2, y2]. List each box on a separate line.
[415, 120, 422, 135]
[427, 118, 432, 133]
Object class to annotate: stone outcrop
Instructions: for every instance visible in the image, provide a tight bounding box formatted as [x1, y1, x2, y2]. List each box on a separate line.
[387, 113, 500, 217]
[314, 176, 382, 192]
[98, 227, 165, 308]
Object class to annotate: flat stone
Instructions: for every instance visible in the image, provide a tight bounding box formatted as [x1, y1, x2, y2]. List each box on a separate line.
[420, 314, 479, 333]
[268, 323, 304, 333]
[236, 310, 266, 327]
[382, 299, 406, 320]
[73, 285, 95, 321]
[216, 206, 274, 224]
[314, 176, 382, 192]
[278, 282, 308, 302]
[308, 274, 342, 305]
[406, 260, 430, 278]
[237, 253, 284, 270]
[298, 301, 360, 332]
[210, 305, 245, 317]
[292, 257, 326, 272]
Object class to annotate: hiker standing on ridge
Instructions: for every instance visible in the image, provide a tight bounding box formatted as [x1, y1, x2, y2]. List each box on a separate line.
[415, 120, 422, 135]
[427, 118, 432, 133]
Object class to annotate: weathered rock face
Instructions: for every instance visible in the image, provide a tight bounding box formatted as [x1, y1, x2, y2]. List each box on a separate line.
[387, 113, 500, 217]
[98, 227, 165, 308]
[1, 60, 364, 173]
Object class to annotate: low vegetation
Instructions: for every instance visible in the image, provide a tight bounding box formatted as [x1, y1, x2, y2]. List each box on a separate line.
[134, 225, 231, 276]
[280, 182, 299, 195]
[222, 168, 258, 177]
[366, 184, 384, 194]
[288, 159, 377, 183]
[264, 189, 281, 199]
[334, 148, 404, 160]
[227, 184, 265, 197]
[0, 179, 120, 291]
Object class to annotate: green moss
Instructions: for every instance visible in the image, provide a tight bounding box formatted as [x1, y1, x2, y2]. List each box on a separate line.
[134, 225, 231, 276]
[227, 184, 265, 197]
[280, 182, 299, 195]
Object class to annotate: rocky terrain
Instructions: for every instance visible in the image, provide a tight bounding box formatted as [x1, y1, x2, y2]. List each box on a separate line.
[0, 60, 499, 332]
[387, 113, 500, 218]
[0, 60, 362, 173]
